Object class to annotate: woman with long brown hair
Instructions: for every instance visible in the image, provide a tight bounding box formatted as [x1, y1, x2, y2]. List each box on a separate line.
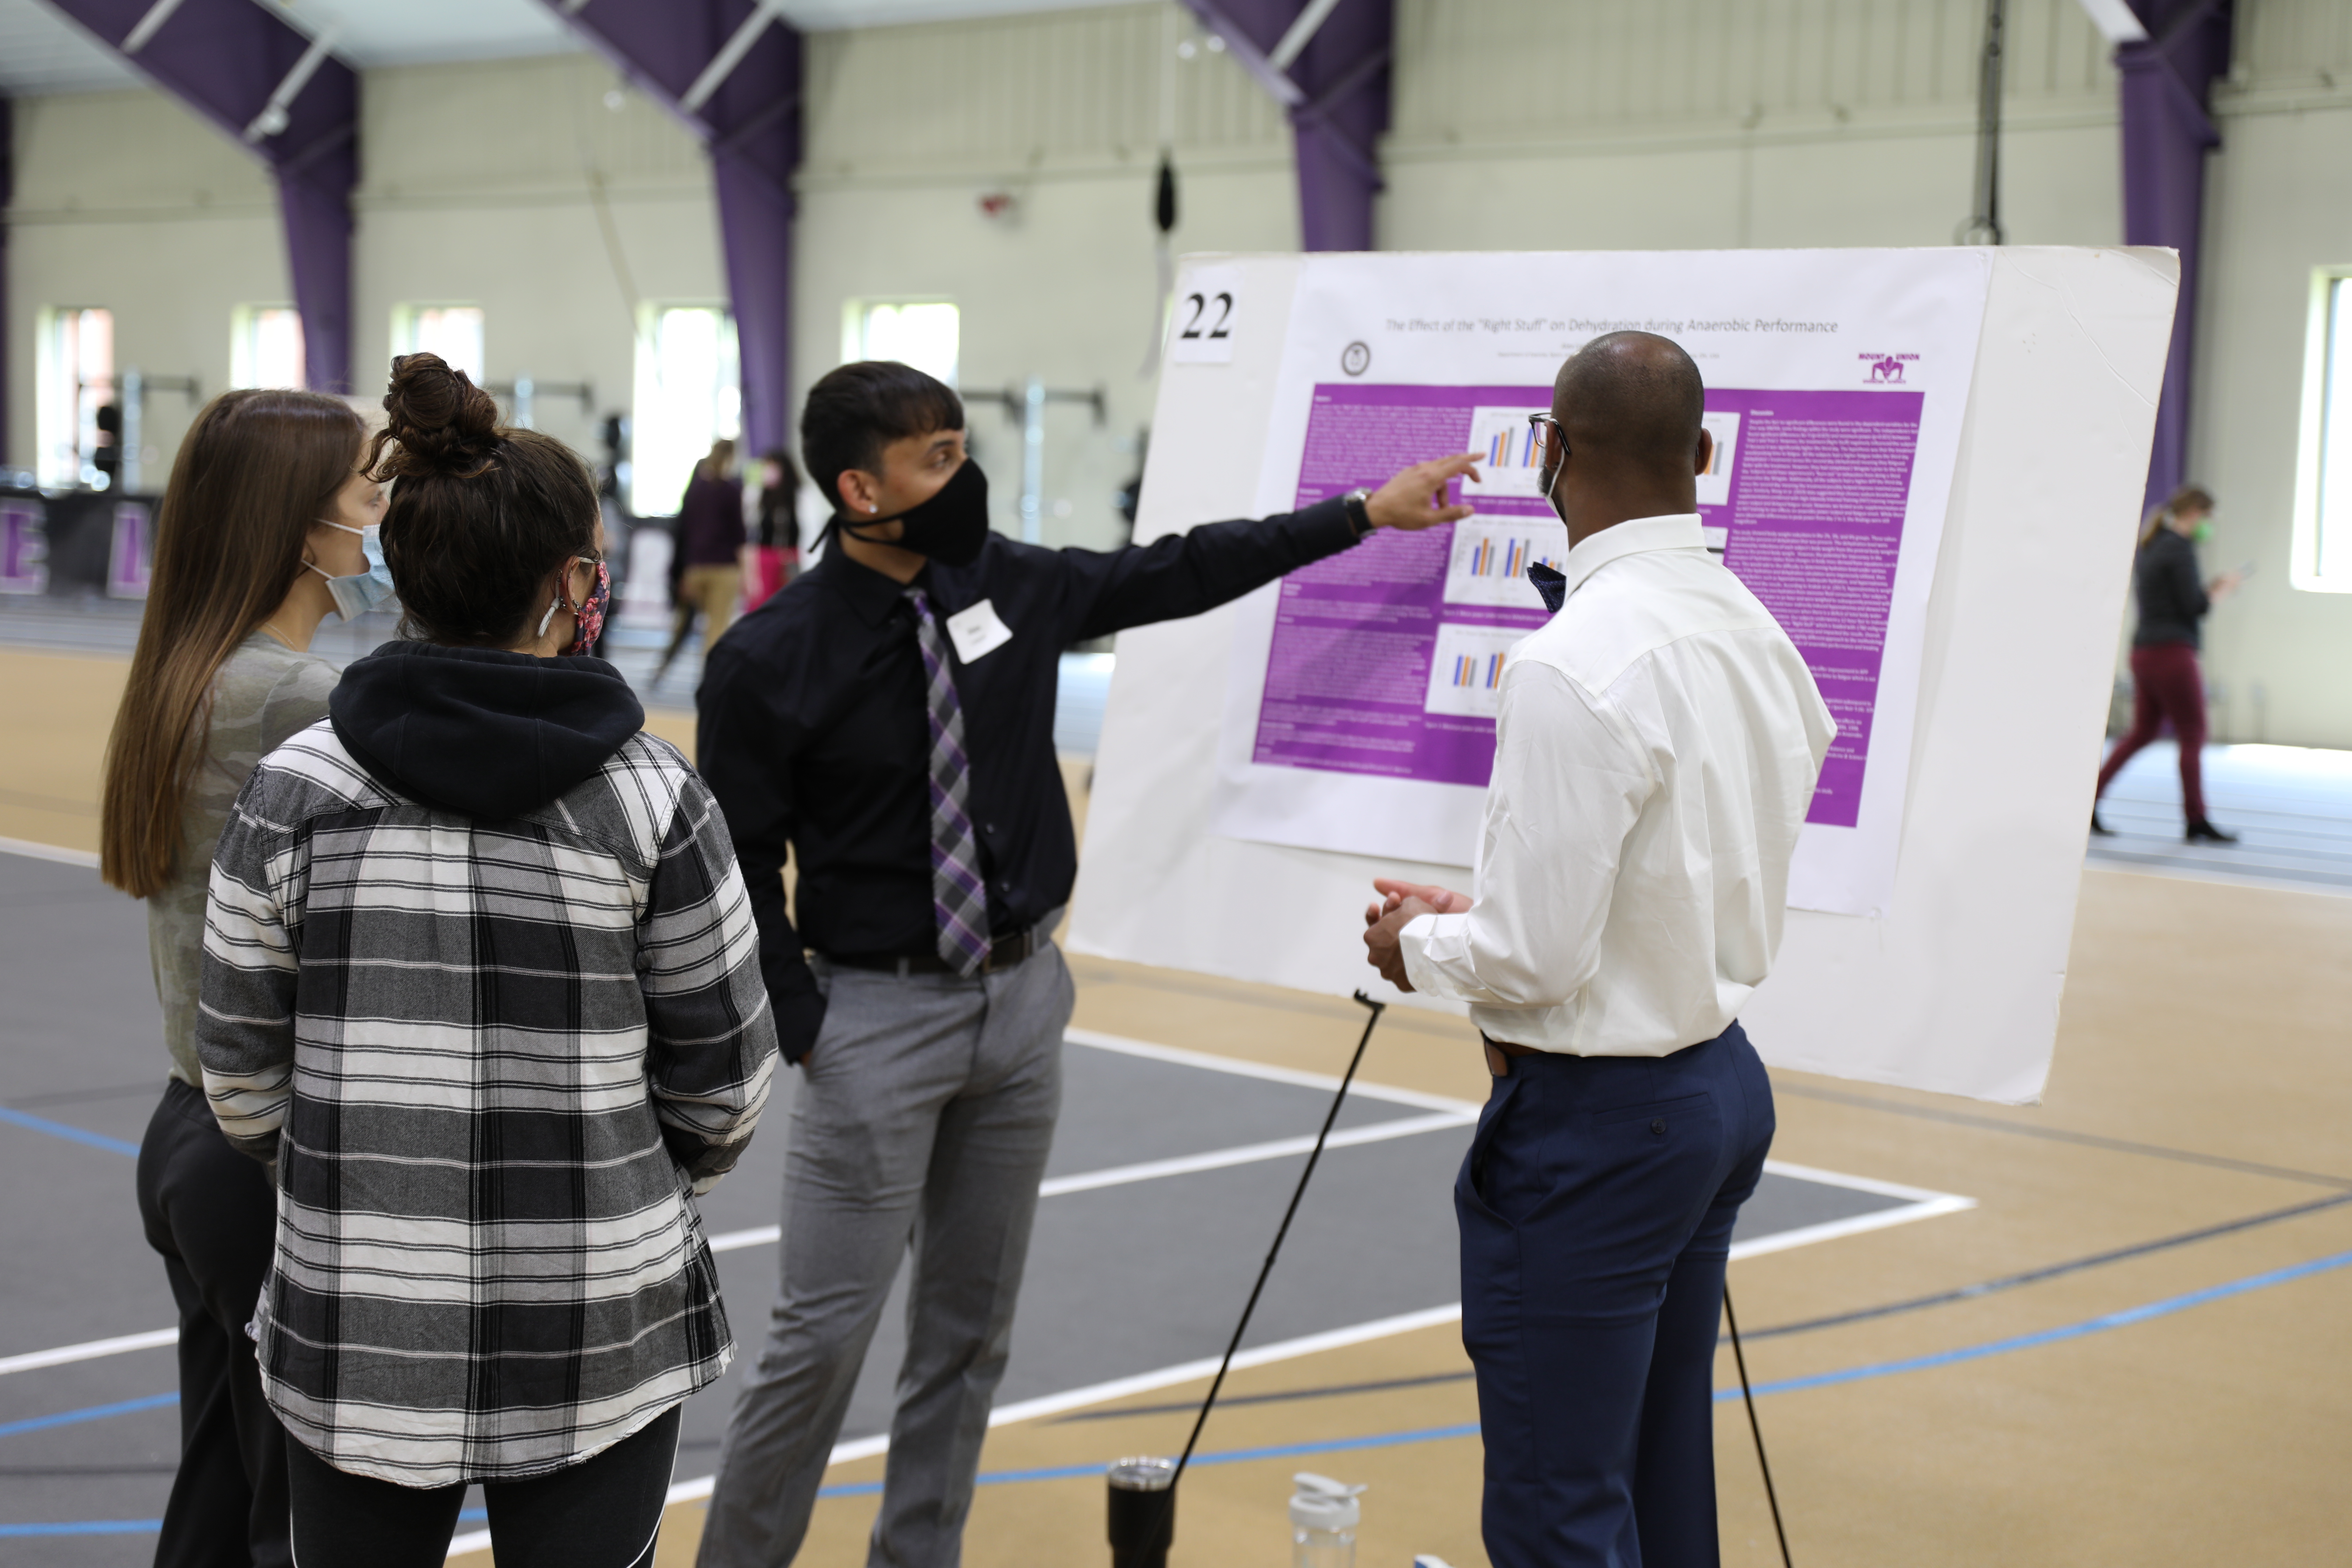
[99, 386, 383, 1568]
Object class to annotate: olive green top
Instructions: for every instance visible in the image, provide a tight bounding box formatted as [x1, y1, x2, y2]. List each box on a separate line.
[147, 633, 340, 1085]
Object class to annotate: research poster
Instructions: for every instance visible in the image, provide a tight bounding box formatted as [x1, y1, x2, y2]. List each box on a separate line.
[1205, 251, 1993, 916]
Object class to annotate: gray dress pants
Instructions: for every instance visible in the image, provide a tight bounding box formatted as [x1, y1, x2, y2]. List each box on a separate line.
[697, 940, 1072, 1568]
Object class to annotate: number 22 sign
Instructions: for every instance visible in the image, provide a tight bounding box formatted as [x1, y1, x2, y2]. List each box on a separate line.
[1168, 266, 1239, 365]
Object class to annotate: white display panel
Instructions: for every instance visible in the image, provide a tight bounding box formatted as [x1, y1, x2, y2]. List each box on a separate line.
[1071, 248, 2177, 1104]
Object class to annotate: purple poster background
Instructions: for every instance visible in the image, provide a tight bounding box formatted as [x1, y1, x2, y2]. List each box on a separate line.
[1254, 385, 1551, 788]
[1253, 383, 1925, 827]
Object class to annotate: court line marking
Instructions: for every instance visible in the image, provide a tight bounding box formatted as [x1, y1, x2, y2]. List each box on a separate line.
[443, 1241, 2352, 1555]
[0, 836, 99, 869]
[0, 1105, 142, 1156]
[0, 1330, 178, 1379]
[37, 1231, 2351, 1538]
[1064, 1026, 1483, 1113]
[5, 1048, 1967, 1375]
[0, 1393, 177, 1440]
[445, 1304, 1469, 1556]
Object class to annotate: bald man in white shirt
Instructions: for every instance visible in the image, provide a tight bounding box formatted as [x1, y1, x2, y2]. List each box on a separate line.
[1364, 332, 1834, 1568]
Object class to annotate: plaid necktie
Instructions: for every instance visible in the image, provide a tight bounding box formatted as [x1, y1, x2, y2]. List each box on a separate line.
[906, 589, 992, 976]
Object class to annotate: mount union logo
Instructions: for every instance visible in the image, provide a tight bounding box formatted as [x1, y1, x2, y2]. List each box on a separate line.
[1861, 351, 1919, 384]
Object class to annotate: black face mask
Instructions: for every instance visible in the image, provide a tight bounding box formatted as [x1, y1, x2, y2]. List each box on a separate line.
[840, 458, 992, 568]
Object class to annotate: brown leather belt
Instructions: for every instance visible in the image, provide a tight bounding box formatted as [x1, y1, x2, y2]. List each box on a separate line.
[1481, 1032, 1540, 1077]
[826, 926, 1041, 978]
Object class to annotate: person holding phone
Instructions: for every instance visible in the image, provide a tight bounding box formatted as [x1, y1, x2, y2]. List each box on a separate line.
[2092, 484, 2243, 842]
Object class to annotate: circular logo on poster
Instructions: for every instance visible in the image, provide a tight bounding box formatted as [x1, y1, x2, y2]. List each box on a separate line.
[1340, 341, 1371, 377]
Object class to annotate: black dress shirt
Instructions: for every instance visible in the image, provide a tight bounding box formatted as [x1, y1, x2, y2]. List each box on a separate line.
[2132, 526, 2210, 650]
[697, 496, 1361, 1060]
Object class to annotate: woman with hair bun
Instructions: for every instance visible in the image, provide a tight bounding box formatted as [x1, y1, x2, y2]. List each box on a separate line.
[194, 354, 778, 1566]
[101, 386, 382, 1568]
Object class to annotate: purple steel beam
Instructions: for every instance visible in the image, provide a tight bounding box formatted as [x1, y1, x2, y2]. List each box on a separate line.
[1182, 0, 1394, 252]
[540, 1, 802, 456]
[38, 0, 357, 392]
[2118, 0, 2233, 513]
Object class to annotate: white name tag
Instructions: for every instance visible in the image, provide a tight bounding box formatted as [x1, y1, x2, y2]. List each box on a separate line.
[945, 598, 1014, 664]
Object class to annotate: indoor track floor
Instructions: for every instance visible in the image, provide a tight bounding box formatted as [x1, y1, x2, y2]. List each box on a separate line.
[4, 640, 2351, 1566]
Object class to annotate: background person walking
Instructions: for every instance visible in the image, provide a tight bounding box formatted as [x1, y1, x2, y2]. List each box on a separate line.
[656, 438, 749, 681]
[2093, 484, 2244, 842]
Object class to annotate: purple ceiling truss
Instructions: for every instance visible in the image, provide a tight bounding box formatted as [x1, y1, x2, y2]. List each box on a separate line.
[2118, 0, 2233, 514]
[40, 0, 358, 393]
[1181, 0, 1395, 253]
[539, 0, 803, 456]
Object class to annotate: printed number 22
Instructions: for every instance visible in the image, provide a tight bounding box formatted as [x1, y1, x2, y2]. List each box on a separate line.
[1178, 292, 1234, 341]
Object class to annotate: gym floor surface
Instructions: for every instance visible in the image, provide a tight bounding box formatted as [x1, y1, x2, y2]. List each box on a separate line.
[4, 642, 2348, 1566]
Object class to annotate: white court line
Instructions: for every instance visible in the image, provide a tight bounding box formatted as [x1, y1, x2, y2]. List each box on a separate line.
[705, 1107, 1478, 1253]
[0, 1327, 178, 1377]
[446, 1304, 1469, 1558]
[1064, 1026, 1482, 1114]
[0, 835, 100, 869]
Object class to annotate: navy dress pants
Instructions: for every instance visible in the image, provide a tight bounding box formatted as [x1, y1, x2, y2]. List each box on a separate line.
[1458, 1021, 1775, 1568]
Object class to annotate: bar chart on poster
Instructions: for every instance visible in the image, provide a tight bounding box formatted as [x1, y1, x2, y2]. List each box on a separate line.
[1206, 250, 1993, 916]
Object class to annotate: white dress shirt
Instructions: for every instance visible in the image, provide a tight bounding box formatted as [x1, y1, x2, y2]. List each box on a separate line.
[1398, 513, 1834, 1056]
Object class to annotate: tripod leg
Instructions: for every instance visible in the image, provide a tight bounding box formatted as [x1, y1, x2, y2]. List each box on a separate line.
[1723, 1284, 1793, 1568]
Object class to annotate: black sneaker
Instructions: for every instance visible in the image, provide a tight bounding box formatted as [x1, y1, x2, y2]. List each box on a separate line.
[2091, 811, 2114, 837]
[2185, 818, 2239, 844]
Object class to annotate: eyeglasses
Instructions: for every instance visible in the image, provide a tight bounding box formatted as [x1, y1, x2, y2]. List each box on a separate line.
[1525, 412, 1568, 465]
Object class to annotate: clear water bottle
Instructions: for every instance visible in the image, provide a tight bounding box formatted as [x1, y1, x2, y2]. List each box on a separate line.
[1289, 1472, 1365, 1568]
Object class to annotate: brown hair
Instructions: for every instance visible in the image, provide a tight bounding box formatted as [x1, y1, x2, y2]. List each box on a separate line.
[367, 354, 598, 647]
[100, 389, 366, 897]
[696, 438, 738, 485]
[2140, 483, 2216, 548]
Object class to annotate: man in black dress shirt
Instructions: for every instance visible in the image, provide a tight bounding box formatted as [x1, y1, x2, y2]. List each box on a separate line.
[694, 361, 1475, 1567]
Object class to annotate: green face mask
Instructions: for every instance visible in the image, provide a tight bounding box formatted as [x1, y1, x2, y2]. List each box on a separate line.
[2191, 520, 2214, 544]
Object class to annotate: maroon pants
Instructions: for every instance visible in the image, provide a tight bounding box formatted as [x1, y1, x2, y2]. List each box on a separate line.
[2095, 641, 2207, 822]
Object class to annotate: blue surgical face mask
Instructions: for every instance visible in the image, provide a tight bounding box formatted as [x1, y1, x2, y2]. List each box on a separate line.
[307, 521, 397, 621]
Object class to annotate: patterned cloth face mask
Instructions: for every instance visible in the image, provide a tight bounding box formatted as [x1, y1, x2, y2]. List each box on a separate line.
[537, 557, 611, 656]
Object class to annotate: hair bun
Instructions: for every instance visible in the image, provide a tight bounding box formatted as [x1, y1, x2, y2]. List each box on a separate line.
[376, 354, 500, 478]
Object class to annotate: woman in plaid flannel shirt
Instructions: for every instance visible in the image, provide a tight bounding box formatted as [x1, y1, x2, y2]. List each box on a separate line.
[196, 354, 778, 1567]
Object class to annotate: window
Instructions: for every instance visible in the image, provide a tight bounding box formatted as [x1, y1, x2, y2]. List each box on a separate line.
[843, 300, 959, 387]
[389, 304, 486, 381]
[35, 308, 114, 489]
[2294, 271, 2352, 592]
[631, 306, 741, 516]
[231, 306, 307, 390]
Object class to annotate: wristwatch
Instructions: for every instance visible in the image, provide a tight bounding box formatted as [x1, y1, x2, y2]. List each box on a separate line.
[1342, 488, 1375, 538]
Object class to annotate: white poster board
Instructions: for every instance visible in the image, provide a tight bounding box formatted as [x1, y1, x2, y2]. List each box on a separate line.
[1069, 247, 2178, 1104]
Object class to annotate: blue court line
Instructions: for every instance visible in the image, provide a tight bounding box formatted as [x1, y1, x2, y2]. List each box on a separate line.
[17, 1247, 2352, 1534]
[0, 1104, 141, 1156]
[816, 1244, 2352, 1498]
[0, 1392, 177, 1440]
[0, 1509, 483, 1540]
[0, 1519, 164, 1537]
[1722, 1245, 2352, 1402]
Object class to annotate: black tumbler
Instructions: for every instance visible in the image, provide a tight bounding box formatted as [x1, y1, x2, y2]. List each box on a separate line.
[1106, 1456, 1177, 1568]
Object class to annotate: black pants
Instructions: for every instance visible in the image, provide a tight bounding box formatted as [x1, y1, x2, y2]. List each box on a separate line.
[285, 1405, 680, 1568]
[135, 1076, 292, 1568]
[1459, 1023, 1776, 1568]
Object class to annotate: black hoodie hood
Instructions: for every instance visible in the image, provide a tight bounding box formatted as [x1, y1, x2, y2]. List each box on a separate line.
[329, 642, 646, 821]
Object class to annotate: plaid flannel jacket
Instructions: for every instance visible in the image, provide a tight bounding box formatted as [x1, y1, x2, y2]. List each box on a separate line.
[196, 722, 777, 1486]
